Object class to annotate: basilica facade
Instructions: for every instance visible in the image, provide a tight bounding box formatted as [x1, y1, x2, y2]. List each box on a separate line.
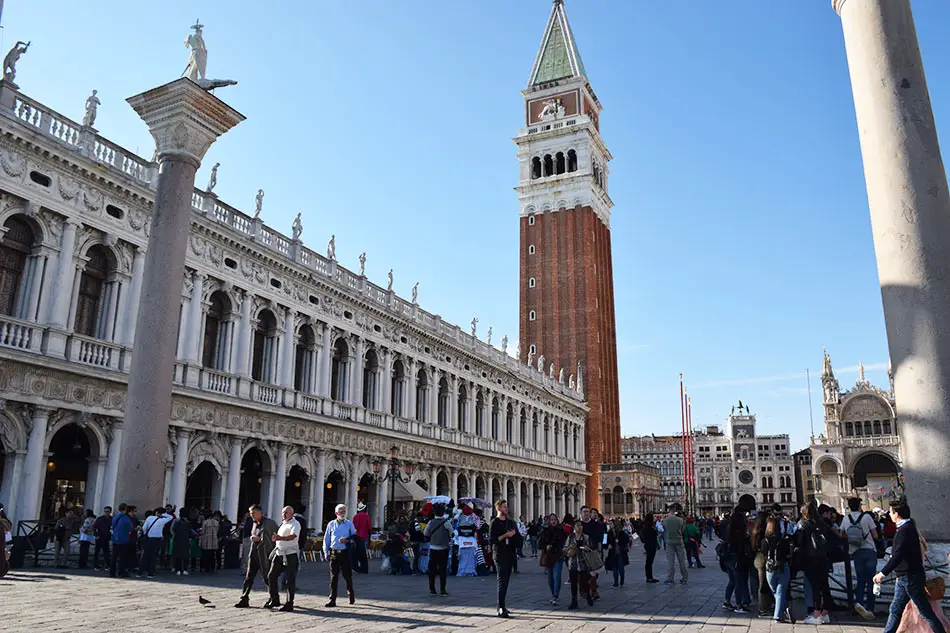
[0, 73, 588, 530]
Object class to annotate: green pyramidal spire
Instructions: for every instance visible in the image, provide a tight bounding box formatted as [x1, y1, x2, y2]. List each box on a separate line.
[528, 0, 588, 87]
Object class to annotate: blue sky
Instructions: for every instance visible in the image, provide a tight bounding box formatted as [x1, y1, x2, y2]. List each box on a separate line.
[6, 1, 949, 452]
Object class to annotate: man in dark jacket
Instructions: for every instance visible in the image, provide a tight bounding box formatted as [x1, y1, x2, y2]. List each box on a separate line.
[875, 500, 946, 633]
[234, 505, 279, 609]
[92, 506, 112, 570]
[490, 499, 520, 618]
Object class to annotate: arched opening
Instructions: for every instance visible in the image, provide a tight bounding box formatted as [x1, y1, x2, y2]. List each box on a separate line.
[458, 473, 469, 498]
[475, 476, 486, 500]
[816, 458, 840, 498]
[491, 398, 499, 440]
[74, 245, 117, 339]
[505, 403, 513, 442]
[238, 448, 266, 515]
[323, 470, 344, 527]
[202, 290, 233, 370]
[251, 309, 278, 383]
[506, 480, 515, 507]
[358, 473, 376, 520]
[294, 324, 317, 393]
[555, 151, 565, 175]
[285, 465, 308, 511]
[531, 157, 542, 180]
[391, 359, 405, 416]
[185, 461, 218, 511]
[362, 348, 380, 409]
[457, 384, 468, 432]
[520, 410, 527, 447]
[0, 215, 37, 318]
[532, 412, 539, 450]
[42, 423, 95, 520]
[330, 338, 350, 401]
[567, 149, 578, 172]
[475, 391, 485, 436]
[437, 376, 450, 427]
[852, 453, 899, 489]
[415, 367, 428, 422]
[543, 416, 550, 453]
[436, 471, 450, 496]
[543, 154, 554, 177]
[519, 482, 529, 520]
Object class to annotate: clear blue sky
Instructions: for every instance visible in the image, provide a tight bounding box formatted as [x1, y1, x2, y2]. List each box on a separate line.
[6, 1, 950, 452]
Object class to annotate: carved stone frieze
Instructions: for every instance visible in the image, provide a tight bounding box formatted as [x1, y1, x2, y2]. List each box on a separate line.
[0, 149, 26, 178]
[58, 174, 80, 201]
[81, 187, 103, 213]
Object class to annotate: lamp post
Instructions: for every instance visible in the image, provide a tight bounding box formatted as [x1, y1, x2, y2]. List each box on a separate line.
[372, 445, 414, 528]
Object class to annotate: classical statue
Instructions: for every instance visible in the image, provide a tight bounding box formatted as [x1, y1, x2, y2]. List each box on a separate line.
[82, 89, 100, 128]
[184, 22, 207, 81]
[387, 269, 393, 291]
[291, 213, 303, 241]
[327, 235, 336, 260]
[358, 252, 366, 276]
[183, 21, 237, 91]
[487, 327, 492, 346]
[501, 335, 508, 353]
[527, 348, 535, 367]
[254, 189, 264, 218]
[569, 374, 575, 389]
[516, 341, 521, 360]
[206, 162, 219, 193]
[411, 282, 418, 304]
[3, 41, 29, 83]
[537, 354, 545, 373]
[470, 317, 478, 337]
[549, 363, 555, 379]
[558, 368, 565, 384]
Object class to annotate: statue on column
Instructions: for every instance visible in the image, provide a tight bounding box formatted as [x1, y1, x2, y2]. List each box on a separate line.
[470, 317, 478, 337]
[487, 327, 492, 346]
[327, 235, 336, 260]
[291, 213, 303, 241]
[82, 89, 101, 128]
[411, 282, 418, 304]
[569, 374, 575, 389]
[387, 269, 394, 291]
[206, 162, 219, 193]
[254, 189, 264, 218]
[526, 347, 534, 367]
[501, 335, 508, 353]
[2, 41, 29, 84]
[184, 22, 208, 81]
[558, 368, 565, 384]
[358, 252, 366, 276]
[537, 354, 545, 373]
[549, 363, 555, 379]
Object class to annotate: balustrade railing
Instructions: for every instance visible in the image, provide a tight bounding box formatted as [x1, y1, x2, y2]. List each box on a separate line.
[295, 392, 322, 413]
[202, 369, 234, 395]
[67, 334, 119, 370]
[254, 383, 281, 405]
[0, 315, 40, 352]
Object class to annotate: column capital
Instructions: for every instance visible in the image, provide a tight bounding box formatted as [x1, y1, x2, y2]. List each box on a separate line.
[126, 78, 245, 167]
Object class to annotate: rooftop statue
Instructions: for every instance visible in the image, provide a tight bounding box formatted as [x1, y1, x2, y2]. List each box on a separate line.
[487, 327, 492, 346]
[291, 213, 302, 241]
[82, 90, 101, 128]
[387, 269, 393, 291]
[470, 317, 478, 337]
[411, 282, 418, 304]
[206, 162, 219, 193]
[254, 189, 264, 218]
[3, 41, 29, 84]
[358, 252, 366, 276]
[327, 235, 336, 261]
[184, 22, 236, 91]
[501, 335, 508, 353]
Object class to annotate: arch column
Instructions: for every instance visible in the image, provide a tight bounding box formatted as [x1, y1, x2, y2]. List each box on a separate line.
[380, 348, 392, 414]
[273, 444, 288, 512]
[100, 420, 123, 509]
[182, 271, 205, 387]
[429, 468, 438, 497]
[405, 358, 417, 420]
[450, 469, 459, 500]
[169, 429, 190, 511]
[312, 450, 326, 530]
[233, 291, 253, 397]
[487, 475, 495, 506]
[120, 247, 146, 348]
[448, 375, 459, 429]
[18, 407, 52, 521]
[225, 437, 242, 521]
[43, 221, 79, 358]
[350, 337, 364, 406]
[278, 307, 296, 389]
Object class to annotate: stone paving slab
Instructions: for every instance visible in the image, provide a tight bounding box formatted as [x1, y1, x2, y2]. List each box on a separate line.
[0, 545, 918, 632]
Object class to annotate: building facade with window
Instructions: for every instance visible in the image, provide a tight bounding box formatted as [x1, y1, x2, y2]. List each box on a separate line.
[621, 435, 686, 507]
[811, 352, 901, 511]
[793, 447, 815, 507]
[0, 73, 588, 529]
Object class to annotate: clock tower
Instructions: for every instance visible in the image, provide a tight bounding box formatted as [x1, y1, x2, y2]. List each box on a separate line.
[516, 0, 620, 507]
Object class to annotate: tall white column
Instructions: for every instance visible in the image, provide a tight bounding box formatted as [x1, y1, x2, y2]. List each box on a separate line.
[182, 272, 206, 365]
[347, 459, 359, 513]
[318, 325, 332, 398]
[429, 468, 438, 496]
[170, 429, 190, 510]
[279, 307, 295, 388]
[377, 476, 388, 528]
[121, 247, 146, 346]
[102, 279, 122, 341]
[380, 348, 392, 413]
[487, 476, 495, 506]
[226, 437, 242, 521]
[234, 292, 253, 376]
[0, 451, 24, 522]
[18, 407, 51, 521]
[116, 80, 243, 511]
[24, 254, 46, 322]
[313, 450, 326, 531]
[351, 337, 364, 406]
[405, 359, 416, 419]
[46, 220, 79, 329]
[467, 384, 477, 434]
[91, 457, 107, 512]
[834, 0, 950, 540]
[450, 469, 459, 501]
[100, 421, 123, 509]
[448, 376, 459, 429]
[273, 445, 288, 511]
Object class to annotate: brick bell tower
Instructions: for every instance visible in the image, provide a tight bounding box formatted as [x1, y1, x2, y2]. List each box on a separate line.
[516, 0, 621, 508]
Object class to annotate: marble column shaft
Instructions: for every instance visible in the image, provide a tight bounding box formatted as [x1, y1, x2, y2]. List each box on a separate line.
[18, 407, 51, 521]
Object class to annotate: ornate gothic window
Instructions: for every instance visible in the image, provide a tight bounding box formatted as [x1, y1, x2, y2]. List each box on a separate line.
[203, 290, 233, 371]
[293, 323, 317, 393]
[251, 309, 278, 383]
[437, 376, 450, 428]
[0, 216, 33, 317]
[415, 367, 428, 422]
[391, 359, 405, 416]
[362, 348, 380, 410]
[330, 337, 350, 401]
[74, 245, 114, 338]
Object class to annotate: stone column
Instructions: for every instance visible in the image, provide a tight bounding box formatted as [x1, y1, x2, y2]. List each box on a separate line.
[226, 437, 242, 521]
[279, 307, 295, 389]
[121, 247, 146, 346]
[448, 375, 459, 429]
[377, 474, 388, 528]
[170, 429, 190, 510]
[318, 325, 332, 398]
[306, 471, 318, 530]
[834, 0, 950, 540]
[182, 271, 206, 387]
[487, 476, 495, 506]
[273, 445, 288, 511]
[380, 348, 392, 414]
[100, 420, 123, 508]
[233, 291, 253, 393]
[18, 407, 52, 521]
[405, 358, 416, 420]
[44, 220, 79, 358]
[351, 337, 364, 406]
[467, 383, 477, 434]
[429, 468, 438, 496]
[313, 450, 326, 530]
[450, 469, 459, 501]
[428, 370, 439, 425]
[347, 459, 359, 513]
[0, 450, 24, 521]
[116, 79, 243, 510]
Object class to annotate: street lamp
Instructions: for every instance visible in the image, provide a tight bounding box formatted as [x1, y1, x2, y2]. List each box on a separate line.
[372, 445, 415, 529]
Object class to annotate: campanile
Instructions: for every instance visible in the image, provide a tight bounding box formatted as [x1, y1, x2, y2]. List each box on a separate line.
[516, 0, 621, 508]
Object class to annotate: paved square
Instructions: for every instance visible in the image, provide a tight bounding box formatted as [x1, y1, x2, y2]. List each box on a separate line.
[0, 545, 898, 632]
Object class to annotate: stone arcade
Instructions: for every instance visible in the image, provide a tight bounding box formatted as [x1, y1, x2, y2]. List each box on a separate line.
[0, 77, 588, 529]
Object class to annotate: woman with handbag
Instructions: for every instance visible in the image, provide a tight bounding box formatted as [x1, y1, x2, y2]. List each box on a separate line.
[563, 521, 594, 609]
[539, 514, 567, 605]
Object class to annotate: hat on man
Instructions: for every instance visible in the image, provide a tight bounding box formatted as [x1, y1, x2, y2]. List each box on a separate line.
[357, 502, 367, 512]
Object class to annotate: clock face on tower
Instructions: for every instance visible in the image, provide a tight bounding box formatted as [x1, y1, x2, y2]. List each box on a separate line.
[738, 470, 754, 485]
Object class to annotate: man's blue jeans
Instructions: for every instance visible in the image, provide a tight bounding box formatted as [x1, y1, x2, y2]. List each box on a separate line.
[767, 565, 791, 620]
[852, 548, 878, 613]
[547, 559, 563, 599]
[883, 574, 947, 633]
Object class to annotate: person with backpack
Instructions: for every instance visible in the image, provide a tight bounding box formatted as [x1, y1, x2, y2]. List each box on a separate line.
[796, 500, 831, 624]
[844, 497, 880, 620]
[761, 514, 794, 623]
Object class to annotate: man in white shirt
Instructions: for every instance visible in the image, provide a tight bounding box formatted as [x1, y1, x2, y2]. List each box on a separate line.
[141, 507, 173, 578]
[266, 506, 301, 612]
[844, 497, 879, 621]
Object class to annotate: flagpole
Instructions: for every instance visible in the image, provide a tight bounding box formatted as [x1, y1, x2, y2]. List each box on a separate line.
[687, 394, 695, 515]
[679, 373, 686, 513]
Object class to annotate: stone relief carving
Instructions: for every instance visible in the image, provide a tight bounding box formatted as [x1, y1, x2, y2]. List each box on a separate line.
[1, 150, 26, 178]
[37, 209, 63, 245]
[81, 187, 103, 212]
[127, 207, 151, 237]
[58, 175, 80, 201]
